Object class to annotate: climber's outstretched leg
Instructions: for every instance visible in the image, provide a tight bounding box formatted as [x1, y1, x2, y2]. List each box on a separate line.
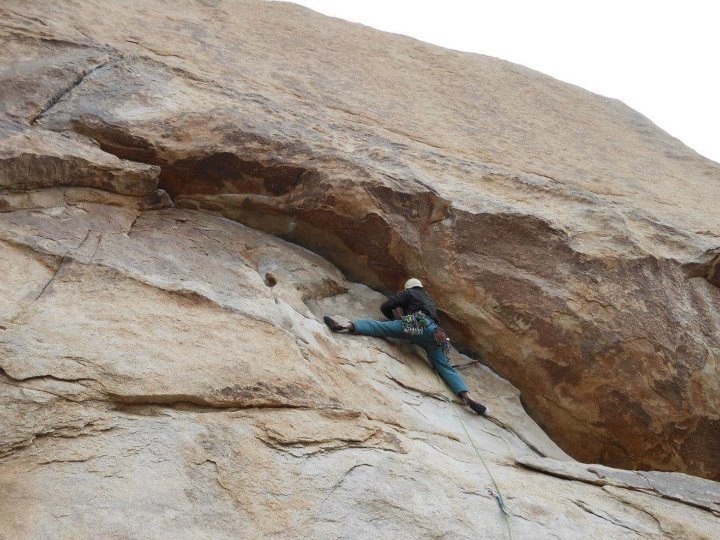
[423, 345, 469, 395]
[351, 318, 407, 338]
[324, 315, 488, 416]
[418, 339, 488, 416]
[324, 316, 406, 338]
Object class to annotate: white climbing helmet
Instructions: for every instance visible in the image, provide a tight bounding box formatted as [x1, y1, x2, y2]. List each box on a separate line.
[404, 278, 423, 289]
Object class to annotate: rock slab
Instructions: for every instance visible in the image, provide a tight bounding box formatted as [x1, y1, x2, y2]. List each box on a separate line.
[2, 0, 717, 478]
[1, 0, 720, 538]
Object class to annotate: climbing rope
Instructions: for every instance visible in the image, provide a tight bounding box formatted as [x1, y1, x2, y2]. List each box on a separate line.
[430, 366, 513, 540]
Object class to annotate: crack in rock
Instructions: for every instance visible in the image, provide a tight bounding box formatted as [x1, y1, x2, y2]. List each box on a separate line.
[30, 56, 115, 124]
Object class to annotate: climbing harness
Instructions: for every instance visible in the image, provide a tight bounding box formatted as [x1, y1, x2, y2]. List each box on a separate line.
[402, 311, 451, 355]
[430, 365, 513, 540]
[400, 311, 434, 335]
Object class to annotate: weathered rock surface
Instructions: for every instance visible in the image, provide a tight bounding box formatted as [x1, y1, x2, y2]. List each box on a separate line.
[2, 203, 719, 539]
[0, 123, 162, 197]
[1, 0, 719, 537]
[2, 0, 717, 479]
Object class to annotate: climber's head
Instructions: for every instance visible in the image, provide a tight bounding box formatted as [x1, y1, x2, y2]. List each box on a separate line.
[404, 278, 423, 290]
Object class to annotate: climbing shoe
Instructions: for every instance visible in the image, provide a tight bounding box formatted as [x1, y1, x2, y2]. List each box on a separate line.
[323, 316, 346, 333]
[466, 399, 488, 416]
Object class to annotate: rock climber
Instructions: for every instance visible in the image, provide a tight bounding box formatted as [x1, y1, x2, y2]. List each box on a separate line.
[324, 278, 489, 416]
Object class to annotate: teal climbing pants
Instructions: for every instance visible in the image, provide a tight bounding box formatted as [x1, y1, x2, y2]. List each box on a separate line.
[351, 318, 469, 396]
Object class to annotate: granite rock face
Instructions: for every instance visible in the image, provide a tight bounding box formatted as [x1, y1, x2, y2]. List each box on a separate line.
[1, 0, 720, 537]
[2, 203, 720, 539]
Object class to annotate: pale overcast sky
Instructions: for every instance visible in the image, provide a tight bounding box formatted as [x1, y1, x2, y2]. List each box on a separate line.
[289, 0, 719, 164]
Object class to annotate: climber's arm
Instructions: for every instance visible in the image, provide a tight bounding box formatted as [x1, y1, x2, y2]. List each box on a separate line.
[380, 290, 408, 320]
